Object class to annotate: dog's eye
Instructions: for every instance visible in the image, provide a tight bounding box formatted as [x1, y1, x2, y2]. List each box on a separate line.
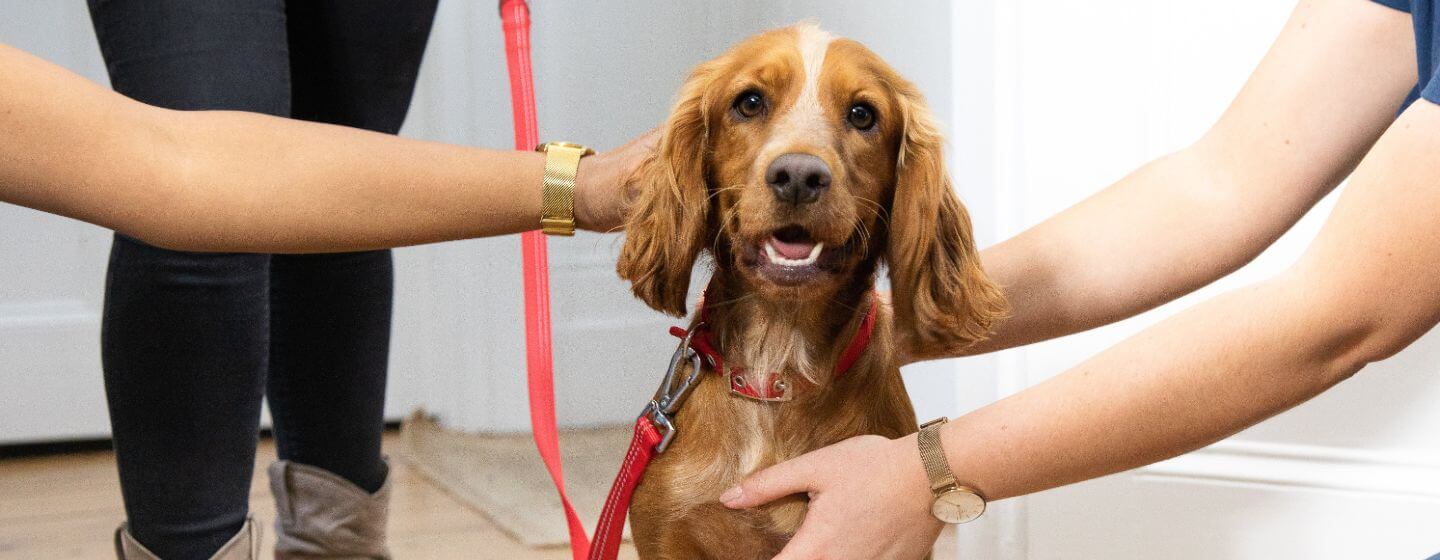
[846, 103, 876, 131]
[733, 91, 766, 119]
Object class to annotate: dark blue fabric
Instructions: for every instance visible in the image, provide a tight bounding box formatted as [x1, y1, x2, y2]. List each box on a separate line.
[1373, 0, 1440, 107]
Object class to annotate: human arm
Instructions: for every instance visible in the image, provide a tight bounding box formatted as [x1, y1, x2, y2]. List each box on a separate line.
[917, 91, 1440, 499]
[726, 93, 1440, 560]
[947, 0, 1417, 358]
[0, 42, 655, 253]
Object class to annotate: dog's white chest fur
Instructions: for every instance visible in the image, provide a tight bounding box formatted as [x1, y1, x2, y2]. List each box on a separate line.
[727, 316, 820, 476]
[734, 314, 819, 386]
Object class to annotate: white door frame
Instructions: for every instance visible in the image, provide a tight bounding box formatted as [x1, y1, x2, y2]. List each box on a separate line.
[939, 0, 1030, 557]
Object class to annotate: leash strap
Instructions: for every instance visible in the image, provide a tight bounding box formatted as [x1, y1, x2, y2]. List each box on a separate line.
[589, 418, 663, 560]
[499, 2, 592, 559]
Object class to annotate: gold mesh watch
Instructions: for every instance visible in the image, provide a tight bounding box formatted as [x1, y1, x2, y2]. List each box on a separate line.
[535, 141, 595, 236]
[917, 417, 986, 524]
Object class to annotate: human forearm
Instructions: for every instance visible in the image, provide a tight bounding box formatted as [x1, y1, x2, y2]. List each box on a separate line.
[936, 275, 1364, 501]
[0, 42, 651, 252]
[134, 114, 649, 252]
[970, 149, 1284, 353]
[158, 110, 549, 252]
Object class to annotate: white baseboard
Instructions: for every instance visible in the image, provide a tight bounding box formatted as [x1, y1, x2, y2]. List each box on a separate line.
[1140, 440, 1440, 502]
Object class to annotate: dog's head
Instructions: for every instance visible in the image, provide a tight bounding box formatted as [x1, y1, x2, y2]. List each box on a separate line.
[619, 24, 1005, 353]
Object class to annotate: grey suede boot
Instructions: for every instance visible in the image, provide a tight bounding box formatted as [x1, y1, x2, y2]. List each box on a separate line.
[267, 460, 392, 560]
[114, 517, 260, 560]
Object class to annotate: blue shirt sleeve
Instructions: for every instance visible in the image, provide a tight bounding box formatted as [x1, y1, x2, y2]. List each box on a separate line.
[1374, 0, 1412, 12]
[1422, 76, 1440, 105]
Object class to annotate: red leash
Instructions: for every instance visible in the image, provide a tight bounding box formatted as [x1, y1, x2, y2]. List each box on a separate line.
[501, 4, 659, 558]
[499, 2, 591, 559]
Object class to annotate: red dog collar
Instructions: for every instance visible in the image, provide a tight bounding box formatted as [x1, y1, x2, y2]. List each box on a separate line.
[668, 293, 879, 402]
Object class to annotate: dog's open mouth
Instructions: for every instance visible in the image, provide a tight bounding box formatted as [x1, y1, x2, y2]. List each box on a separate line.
[751, 225, 840, 286]
[766, 225, 824, 267]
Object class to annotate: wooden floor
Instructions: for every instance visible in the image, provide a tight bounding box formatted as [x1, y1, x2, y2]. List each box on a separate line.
[0, 433, 634, 559]
[0, 432, 956, 559]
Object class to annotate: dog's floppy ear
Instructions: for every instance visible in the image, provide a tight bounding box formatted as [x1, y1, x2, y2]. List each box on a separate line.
[616, 61, 719, 317]
[886, 85, 1007, 355]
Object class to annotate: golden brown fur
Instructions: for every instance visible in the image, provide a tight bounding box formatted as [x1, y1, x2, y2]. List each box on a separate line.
[616, 24, 1006, 559]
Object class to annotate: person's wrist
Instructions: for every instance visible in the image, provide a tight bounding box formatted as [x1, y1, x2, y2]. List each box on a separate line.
[893, 434, 946, 528]
[573, 156, 602, 232]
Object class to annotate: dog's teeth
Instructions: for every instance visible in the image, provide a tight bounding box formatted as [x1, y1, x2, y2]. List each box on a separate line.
[805, 243, 824, 263]
[765, 241, 824, 267]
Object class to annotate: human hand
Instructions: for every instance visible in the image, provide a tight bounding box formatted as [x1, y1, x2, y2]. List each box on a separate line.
[720, 434, 944, 560]
[575, 128, 659, 232]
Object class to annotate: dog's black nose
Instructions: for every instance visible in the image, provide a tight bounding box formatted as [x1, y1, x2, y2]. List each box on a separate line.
[766, 153, 831, 205]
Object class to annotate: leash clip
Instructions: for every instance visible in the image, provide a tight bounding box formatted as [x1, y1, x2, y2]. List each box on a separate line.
[641, 324, 705, 453]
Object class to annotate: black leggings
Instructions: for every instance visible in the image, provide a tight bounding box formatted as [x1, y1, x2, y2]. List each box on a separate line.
[87, 1, 437, 558]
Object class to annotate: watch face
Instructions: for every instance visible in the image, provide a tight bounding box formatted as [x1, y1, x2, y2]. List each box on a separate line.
[932, 489, 985, 524]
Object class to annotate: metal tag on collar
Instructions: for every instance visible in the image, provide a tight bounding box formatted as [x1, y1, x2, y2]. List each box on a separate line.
[640, 324, 705, 453]
[729, 371, 794, 402]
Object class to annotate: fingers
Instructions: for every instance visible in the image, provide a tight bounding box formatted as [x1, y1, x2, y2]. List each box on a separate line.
[720, 452, 818, 509]
[729, 465, 824, 559]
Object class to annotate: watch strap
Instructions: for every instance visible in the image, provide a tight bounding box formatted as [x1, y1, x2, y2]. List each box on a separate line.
[535, 141, 594, 236]
[917, 417, 958, 494]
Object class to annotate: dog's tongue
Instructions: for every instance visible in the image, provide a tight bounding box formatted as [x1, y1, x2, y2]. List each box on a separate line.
[769, 236, 817, 260]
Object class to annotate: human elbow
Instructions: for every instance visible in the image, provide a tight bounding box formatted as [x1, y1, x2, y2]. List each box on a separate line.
[1308, 297, 1425, 384]
[1314, 325, 1390, 386]
[1340, 318, 1423, 372]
